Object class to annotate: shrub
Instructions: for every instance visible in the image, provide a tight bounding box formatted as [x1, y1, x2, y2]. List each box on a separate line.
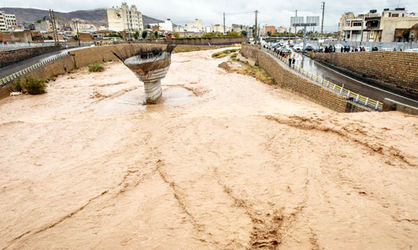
[212, 49, 239, 58]
[14, 80, 23, 92]
[88, 63, 105, 72]
[22, 77, 47, 95]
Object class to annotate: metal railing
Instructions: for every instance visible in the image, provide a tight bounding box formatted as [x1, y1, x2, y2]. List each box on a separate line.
[264, 49, 383, 111]
[0, 52, 69, 87]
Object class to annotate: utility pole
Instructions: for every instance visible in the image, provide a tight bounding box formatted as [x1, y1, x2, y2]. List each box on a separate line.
[320, 2, 325, 37]
[223, 12, 226, 34]
[254, 10, 258, 41]
[74, 20, 81, 47]
[49, 9, 59, 46]
[294, 10, 298, 34]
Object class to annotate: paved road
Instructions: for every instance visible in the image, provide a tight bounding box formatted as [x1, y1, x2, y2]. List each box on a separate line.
[0, 46, 92, 79]
[293, 53, 418, 108]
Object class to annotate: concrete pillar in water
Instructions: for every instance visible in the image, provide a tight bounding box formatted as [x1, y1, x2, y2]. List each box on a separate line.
[114, 46, 174, 104]
[138, 67, 169, 104]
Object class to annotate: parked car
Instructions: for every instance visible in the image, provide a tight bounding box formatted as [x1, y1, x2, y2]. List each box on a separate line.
[293, 44, 303, 51]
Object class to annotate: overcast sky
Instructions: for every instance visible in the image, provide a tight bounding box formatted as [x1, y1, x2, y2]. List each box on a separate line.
[2, 0, 417, 31]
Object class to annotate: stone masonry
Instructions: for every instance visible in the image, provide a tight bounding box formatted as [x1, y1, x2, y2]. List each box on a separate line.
[315, 52, 418, 99]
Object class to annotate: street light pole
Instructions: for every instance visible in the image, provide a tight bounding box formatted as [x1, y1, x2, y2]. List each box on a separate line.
[223, 12, 226, 35]
[254, 10, 258, 41]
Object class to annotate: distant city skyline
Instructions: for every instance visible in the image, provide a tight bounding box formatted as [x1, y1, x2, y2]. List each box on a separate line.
[2, 0, 417, 32]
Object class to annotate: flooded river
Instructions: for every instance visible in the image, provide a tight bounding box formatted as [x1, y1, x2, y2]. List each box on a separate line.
[0, 49, 417, 249]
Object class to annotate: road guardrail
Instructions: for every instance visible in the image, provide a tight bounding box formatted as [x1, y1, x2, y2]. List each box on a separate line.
[264, 49, 383, 111]
[0, 52, 69, 87]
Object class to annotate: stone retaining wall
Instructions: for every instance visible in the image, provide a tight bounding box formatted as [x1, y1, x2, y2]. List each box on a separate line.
[0, 46, 62, 68]
[241, 45, 353, 113]
[315, 52, 418, 99]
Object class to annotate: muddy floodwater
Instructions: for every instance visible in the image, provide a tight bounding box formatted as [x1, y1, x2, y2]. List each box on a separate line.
[0, 49, 417, 249]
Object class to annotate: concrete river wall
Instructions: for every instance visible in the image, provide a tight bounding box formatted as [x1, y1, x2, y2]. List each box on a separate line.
[315, 52, 418, 100]
[241, 45, 353, 113]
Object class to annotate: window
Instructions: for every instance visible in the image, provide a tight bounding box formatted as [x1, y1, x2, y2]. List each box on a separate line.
[392, 14, 399, 17]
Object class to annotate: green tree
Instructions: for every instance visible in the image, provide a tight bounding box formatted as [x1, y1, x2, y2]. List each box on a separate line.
[267, 31, 272, 37]
[134, 31, 139, 40]
[173, 33, 180, 38]
[241, 30, 247, 37]
[154, 31, 159, 39]
[141, 30, 148, 39]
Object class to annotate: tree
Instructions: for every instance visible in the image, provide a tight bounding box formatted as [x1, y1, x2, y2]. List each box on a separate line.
[267, 31, 272, 37]
[141, 30, 148, 39]
[241, 30, 247, 37]
[173, 33, 180, 38]
[154, 31, 159, 39]
[134, 31, 139, 40]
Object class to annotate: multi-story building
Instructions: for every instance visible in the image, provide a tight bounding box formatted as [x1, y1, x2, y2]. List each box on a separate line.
[107, 3, 143, 31]
[338, 12, 355, 37]
[149, 19, 174, 32]
[231, 24, 249, 34]
[340, 17, 364, 41]
[0, 11, 17, 31]
[276, 26, 287, 33]
[70, 19, 98, 34]
[263, 25, 276, 36]
[34, 19, 52, 33]
[339, 8, 418, 42]
[185, 19, 204, 32]
[380, 8, 418, 42]
[211, 24, 224, 33]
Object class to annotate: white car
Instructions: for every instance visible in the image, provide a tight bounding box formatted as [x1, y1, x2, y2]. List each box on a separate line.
[293, 44, 303, 51]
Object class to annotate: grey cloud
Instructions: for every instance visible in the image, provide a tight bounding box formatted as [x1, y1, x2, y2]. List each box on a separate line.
[3, 0, 417, 31]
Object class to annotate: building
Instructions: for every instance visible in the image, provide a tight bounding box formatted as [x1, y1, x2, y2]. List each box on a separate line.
[231, 24, 249, 34]
[380, 8, 418, 42]
[149, 19, 174, 32]
[107, 3, 144, 31]
[71, 19, 98, 34]
[34, 18, 53, 33]
[0, 11, 17, 31]
[339, 8, 418, 42]
[211, 24, 224, 33]
[338, 12, 355, 37]
[263, 25, 276, 35]
[276, 26, 287, 33]
[185, 19, 204, 32]
[0, 30, 32, 43]
[174, 25, 185, 33]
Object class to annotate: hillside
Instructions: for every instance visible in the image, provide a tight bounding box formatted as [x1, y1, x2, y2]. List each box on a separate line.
[0, 7, 163, 27]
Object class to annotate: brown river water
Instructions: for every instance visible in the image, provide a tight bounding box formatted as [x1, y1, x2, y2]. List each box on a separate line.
[0, 48, 417, 249]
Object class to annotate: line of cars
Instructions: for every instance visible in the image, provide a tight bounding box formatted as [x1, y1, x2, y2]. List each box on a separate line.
[263, 42, 292, 54]
[262, 40, 418, 53]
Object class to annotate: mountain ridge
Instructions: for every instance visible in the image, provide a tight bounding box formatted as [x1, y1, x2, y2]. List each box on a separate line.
[0, 7, 164, 28]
